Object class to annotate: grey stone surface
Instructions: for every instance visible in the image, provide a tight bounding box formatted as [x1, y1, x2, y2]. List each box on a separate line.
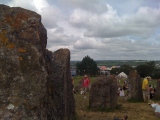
[153, 79, 160, 99]
[128, 70, 143, 101]
[89, 75, 118, 109]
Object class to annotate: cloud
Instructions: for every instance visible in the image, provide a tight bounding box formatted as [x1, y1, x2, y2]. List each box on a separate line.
[74, 37, 105, 49]
[33, 0, 49, 11]
[39, 5, 62, 28]
[69, 4, 160, 39]
[8, 0, 36, 11]
[2, 0, 160, 60]
[47, 28, 75, 47]
[58, 0, 108, 13]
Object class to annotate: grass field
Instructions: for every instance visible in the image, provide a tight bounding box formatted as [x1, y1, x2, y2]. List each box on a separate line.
[73, 76, 160, 120]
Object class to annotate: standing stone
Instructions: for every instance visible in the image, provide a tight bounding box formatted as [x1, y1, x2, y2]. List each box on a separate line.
[0, 4, 47, 120]
[45, 49, 75, 120]
[153, 79, 160, 99]
[128, 70, 143, 101]
[89, 75, 118, 110]
[0, 4, 75, 120]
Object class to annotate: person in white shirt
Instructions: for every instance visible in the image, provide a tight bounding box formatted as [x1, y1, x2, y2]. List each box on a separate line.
[119, 88, 125, 97]
[151, 103, 160, 117]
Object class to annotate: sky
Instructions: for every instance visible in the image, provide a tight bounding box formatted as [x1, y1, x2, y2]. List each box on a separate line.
[1, 0, 160, 61]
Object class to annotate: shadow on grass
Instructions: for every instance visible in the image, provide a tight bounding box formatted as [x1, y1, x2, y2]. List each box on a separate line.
[127, 98, 144, 103]
[87, 104, 123, 112]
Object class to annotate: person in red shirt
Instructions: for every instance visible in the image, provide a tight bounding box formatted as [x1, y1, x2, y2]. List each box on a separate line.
[82, 75, 90, 98]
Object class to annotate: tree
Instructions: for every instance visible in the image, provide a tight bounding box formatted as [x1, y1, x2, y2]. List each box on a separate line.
[110, 68, 120, 75]
[152, 70, 160, 79]
[120, 64, 133, 75]
[136, 65, 151, 78]
[76, 55, 98, 76]
[136, 61, 155, 78]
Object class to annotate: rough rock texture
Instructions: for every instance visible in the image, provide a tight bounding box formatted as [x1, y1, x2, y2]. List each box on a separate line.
[89, 75, 118, 110]
[0, 4, 75, 120]
[128, 70, 143, 101]
[45, 49, 75, 120]
[153, 79, 160, 99]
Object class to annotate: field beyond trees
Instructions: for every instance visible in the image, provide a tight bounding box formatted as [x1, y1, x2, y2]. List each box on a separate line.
[71, 60, 160, 67]
[73, 76, 160, 120]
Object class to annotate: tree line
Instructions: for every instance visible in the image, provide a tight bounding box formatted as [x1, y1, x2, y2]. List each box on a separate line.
[76, 55, 160, 78]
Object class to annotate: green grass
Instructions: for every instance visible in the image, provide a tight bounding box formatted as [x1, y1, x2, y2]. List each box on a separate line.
[74, 91, 160, 120]
[87, 103, 123, 112]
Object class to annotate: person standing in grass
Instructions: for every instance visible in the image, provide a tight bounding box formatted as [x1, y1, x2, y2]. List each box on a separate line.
[142, 76, 151, 102]
[82, 75, 90, 98]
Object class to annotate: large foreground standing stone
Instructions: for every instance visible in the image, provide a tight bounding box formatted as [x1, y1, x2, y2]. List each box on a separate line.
[89, 75, 118, 110]
[0, 4, 75, 120]
[128, 70, 143, 101]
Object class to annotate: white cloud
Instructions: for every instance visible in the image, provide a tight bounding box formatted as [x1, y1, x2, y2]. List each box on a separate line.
[8, 0, 36, 11]
[74, 37, 105, 49]
[58, 0, 108, 13]
[69, 4, 160, 39]
[39, 5, 62, 28]
[33, 0, 49, 12]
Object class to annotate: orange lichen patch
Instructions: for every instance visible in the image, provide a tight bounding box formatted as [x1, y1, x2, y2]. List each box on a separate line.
[4, 12, 29, 30]
[0, 31, 16, 50]
[14, 14, 29, 29]
[3, 15, 17, 30]
[14, 12, 29, 21]
[0, 31, 8, 45]
[18, 48, 26, 53]
[6, 43, 15, 49]
[4, 15, 21, 30]
[4, 15, 12, 25]
[19, 57, 23, 60]
[12, 19, 23, 30]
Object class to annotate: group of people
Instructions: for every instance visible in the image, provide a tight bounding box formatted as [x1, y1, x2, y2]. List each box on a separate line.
[117, 80, 129, 97]
[117, 76, 160, 118]
[117, 76, 156, 102]
[142, 76, 156, 103]
[142, 76, 160, 118]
